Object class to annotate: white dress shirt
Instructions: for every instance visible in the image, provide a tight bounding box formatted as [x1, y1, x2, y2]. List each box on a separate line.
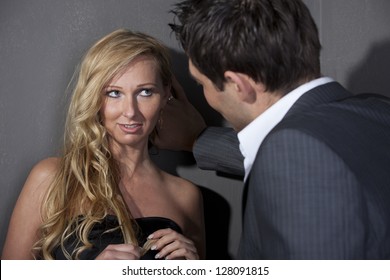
[238, 77, 334, 181]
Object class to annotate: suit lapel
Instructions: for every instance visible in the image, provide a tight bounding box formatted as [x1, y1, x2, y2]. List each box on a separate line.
[241, 173, 250, 223]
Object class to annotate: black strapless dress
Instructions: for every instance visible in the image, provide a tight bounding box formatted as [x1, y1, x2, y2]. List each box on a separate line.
[52, 216, 182, 260]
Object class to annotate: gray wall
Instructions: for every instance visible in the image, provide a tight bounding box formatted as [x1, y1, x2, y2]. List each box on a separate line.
[1, 0, 389, 259]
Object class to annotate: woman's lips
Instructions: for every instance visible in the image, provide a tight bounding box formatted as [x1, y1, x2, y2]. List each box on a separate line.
[119, 123, 142, 133]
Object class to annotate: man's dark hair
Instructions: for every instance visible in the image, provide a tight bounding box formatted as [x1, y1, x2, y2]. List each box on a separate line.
[170, 0, 321, 93]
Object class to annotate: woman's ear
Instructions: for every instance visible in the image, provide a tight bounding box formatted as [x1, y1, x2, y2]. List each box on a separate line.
[224, 71, 256, 103]
[162, 84, 172, 106]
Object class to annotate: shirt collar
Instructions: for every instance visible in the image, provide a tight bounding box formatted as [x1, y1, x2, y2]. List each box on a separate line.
[238, 77, 334, 181]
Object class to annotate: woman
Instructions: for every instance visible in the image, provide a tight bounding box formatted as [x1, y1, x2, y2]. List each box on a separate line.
[2, 29, 205, 260]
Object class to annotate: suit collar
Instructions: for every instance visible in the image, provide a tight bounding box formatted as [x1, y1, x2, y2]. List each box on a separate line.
[285, 81, 352, 119]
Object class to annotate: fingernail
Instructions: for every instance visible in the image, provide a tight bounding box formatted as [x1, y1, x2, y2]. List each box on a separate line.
[155, 254, 160, 259]
[147, 234, 154, 239]
[151, 245, 157, 250]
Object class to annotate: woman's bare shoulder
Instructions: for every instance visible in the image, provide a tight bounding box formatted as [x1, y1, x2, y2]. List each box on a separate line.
[162, 171, 202, 201]
[24, 157, 61, 194]
[31, 157, 60, 175]
[15, 157, 61, 218]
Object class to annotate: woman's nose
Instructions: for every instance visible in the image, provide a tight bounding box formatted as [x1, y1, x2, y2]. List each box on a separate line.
[122, 96, 137, 118]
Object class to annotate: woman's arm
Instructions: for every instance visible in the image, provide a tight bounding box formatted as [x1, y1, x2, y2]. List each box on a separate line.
[1, 158, 58, 259]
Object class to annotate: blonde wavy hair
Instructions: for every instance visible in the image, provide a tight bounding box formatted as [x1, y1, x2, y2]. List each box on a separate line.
[33, 29, 172, 259]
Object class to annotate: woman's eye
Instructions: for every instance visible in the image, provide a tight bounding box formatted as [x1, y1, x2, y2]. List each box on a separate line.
[106, 90, 121, 98]
[139, 88, 153, 97]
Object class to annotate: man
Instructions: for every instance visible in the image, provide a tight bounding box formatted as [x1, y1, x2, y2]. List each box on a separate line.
[157, 0, 390, 259]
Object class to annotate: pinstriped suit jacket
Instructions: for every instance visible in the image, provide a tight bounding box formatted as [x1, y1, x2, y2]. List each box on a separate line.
[194, 82, 390, 259]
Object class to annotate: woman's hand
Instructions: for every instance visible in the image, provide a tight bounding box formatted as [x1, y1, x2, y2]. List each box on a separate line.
[147, 228, 199, 260]
[95, 243, 142, 260]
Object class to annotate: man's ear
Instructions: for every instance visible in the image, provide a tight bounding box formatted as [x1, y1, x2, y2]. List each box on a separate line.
[224, 71, 256, 103]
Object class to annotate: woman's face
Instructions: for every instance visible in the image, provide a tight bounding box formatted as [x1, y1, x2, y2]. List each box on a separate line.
[101, 56, 169, 150]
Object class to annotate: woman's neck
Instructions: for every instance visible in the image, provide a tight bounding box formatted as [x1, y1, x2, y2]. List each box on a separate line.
[110, 141, 156, 179]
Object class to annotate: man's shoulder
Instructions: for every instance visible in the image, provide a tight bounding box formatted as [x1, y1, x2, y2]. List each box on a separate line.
[280, 92, 390, 131]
